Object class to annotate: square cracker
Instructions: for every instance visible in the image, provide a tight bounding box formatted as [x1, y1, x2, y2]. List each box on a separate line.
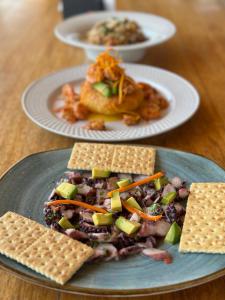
[0, 212, 94, 285]
[19, 229, 94, 285]
[179, 183, 225, 253]
[68, 143, 156, 175]
[111, 145, 156, 175]
[0, 212, 46, 257]
[67, 142, 114, 170]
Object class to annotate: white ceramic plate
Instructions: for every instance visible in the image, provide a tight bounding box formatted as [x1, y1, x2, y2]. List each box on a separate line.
[21, 64, 199, 142]
[54, 11, 176, 62]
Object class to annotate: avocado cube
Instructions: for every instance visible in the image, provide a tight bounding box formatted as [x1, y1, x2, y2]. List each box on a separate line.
[92, 168, 111, 179]
[117, 178, 131, 188]
[58, 217, 74, 229]
[115, 216, 141, 235]
[112, 85, 118, 95]
[126, 197, 142, 211]
[154, 176, 168, 190]
[161, 191, 177, 205]
[92, 213, 113, 226]
[56, 182, 77, 199]
[164, 222, 181, 244]
[92, 82, 112, 97]
[111, 191, 122, 212]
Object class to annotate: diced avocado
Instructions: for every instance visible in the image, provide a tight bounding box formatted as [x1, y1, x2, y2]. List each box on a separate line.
[58, 217, 74, 229]
[92, 213, 113, 226]
[161, 191, 177, 205]
[154, 176, 168, 190]
[112, 85, 118, 95]
[92, 82, 112, 97]
[126, 197, 142, 211]
[117, 178, 131, 188]
[56, 182, 77, 199]
[164, 222, 181, 244]
[92, 168, 111, 179]
[111, 191, 122, 212]
[115, 216, 141, 235]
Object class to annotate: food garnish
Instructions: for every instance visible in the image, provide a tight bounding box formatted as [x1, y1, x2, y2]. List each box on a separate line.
[107, 171, 164, 197]
[47, 199, 107, 214]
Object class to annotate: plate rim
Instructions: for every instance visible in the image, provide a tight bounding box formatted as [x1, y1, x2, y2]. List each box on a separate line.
[21, 64, 200, 142]
[0, 146, 224, 296]
[54, 10, 176, 51]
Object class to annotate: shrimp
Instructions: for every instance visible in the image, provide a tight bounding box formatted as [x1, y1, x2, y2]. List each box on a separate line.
[84, 120, 106, 130]
[139, 103, 161, 121]
[86, 64, 104, 83]
[73, 102, 89, 120]
[122, 113, 140, 125]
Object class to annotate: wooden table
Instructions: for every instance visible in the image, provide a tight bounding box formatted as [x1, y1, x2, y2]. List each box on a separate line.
[1, 0, 225, 299]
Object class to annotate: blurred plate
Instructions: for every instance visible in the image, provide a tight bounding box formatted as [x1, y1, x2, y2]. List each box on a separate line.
[54, 11, 176, 62]
[0, 147, 225, 296]
[22, 64, 199, 142]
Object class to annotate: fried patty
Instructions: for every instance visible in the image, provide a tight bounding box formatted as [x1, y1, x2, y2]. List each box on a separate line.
[80, 81, 144, 115]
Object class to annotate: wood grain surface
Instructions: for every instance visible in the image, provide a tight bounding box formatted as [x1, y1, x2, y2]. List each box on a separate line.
[0, 0, 225, 299]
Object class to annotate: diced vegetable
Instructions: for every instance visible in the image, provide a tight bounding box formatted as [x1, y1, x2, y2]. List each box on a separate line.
[111, 191, 122, 212]
[115, 216, 141, 235]
[161, 191, 177, 205]
[92, 168, 111, 178]
[154, 176, 168, 190]
[164, 222, 181, 244]
[93, 82, 112, 97]
[117, 178, 131, 188]
[126, 197, 142, 211]
[92, 213, 113, 226]
[58, 217, 74, 229]
[56, 182, 77, 199]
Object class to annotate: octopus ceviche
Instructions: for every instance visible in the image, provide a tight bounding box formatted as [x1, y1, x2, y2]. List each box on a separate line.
[56, 51, 169, 130]
[44, 170, 188, 264]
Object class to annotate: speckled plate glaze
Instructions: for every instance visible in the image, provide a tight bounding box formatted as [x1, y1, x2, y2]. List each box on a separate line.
[21, 64, 199, 142]
[0, 147, 224, 296]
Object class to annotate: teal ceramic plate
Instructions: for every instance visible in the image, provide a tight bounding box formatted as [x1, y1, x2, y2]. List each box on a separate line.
[0, 147, 225, 296]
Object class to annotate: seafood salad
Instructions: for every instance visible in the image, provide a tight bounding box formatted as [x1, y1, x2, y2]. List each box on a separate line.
[44, 170, 188, 264]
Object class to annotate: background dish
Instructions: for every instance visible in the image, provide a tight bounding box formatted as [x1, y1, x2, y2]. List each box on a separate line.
[22, 64, 199, 142]
[54, 11, 176, 62]
[0, 147, 224, 296]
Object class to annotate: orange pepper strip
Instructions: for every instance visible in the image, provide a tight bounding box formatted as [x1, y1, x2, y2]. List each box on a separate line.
[47, 199, 107, 214]
[107, 171, 164, 198]
[122, 200, 162, 222]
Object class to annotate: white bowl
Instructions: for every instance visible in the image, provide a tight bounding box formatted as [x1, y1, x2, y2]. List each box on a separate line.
[54, 11, 176, 62]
